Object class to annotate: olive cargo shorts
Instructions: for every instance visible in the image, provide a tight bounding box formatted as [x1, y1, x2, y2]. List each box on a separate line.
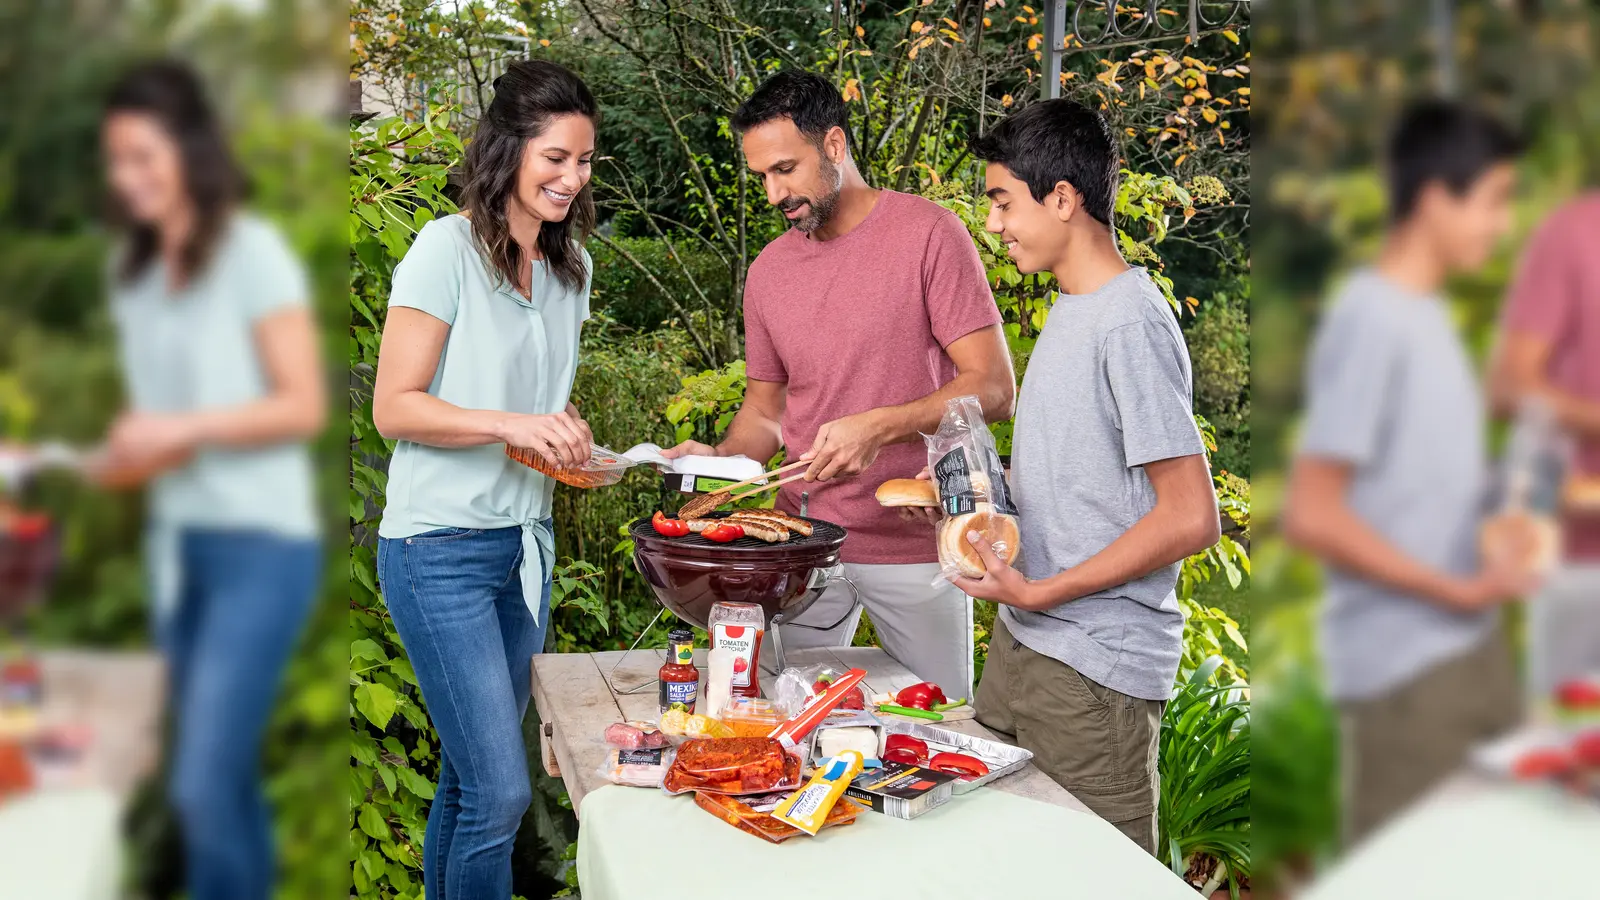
[975, 616, 1164, 855]
[1337, 626, 1521, 848]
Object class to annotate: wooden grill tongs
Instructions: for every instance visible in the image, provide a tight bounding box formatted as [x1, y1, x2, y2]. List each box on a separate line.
[676, 459, 810, 519]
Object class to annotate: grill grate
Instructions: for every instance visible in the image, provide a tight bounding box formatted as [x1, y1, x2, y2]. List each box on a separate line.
[629, 512, 844, 553]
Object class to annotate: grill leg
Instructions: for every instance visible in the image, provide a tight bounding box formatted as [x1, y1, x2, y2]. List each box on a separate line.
[768, 621, 788, 674]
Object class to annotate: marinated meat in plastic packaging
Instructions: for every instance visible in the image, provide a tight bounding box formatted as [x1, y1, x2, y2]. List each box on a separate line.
[504, 442, 633, 488]
[660, 737, 803, 795]
[598, 746, 675, 788]
[923, 396, 1021, 584]
[692, 788, 860, 844]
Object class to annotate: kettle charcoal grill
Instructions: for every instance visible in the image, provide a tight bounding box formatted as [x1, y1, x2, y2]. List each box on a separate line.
[608, 511, 861, 694]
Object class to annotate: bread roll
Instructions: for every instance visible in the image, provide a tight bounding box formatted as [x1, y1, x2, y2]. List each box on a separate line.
[1562, 475, 1600, 514]
[939, 511, 1021, 578]
[875, 478, 940, 508]
[1479, 509, 1558, 575]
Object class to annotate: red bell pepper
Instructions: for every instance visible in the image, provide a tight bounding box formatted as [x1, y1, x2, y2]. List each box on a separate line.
[883, 734, 929, 763]
[1555, 679, 1600, 709]
[1574, 731, 1600, 767]
[702, 523, 744, 542]
[928, 751, 989, 779]
[894, 682, 947, 711]
[651, 511, 690, 537]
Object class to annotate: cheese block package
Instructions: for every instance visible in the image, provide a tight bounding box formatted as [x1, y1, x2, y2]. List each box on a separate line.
[924, 395, 1021, 584]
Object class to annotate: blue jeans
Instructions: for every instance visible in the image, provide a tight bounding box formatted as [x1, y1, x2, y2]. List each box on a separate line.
[159, 528, 321, 900]
[377, 524, 552, 900]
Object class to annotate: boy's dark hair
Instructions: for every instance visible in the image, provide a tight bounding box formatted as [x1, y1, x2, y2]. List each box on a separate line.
[969, 99, 1120, 226]
[1385, 100, 1523, 222]
[731, 71, 850, 146]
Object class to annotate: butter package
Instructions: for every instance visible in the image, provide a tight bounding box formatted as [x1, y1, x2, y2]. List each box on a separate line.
[772, 750, 865, 836]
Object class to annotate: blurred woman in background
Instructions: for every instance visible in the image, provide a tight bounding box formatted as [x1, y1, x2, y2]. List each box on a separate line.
[97, 60, 325, 900]
[371, 59, 595, 898]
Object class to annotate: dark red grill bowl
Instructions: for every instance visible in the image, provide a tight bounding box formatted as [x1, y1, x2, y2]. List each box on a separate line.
[0, 524, 59, 620]
[629, 513, 846, 631]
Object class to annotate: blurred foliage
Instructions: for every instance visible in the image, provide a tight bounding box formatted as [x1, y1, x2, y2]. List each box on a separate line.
[0, 3, 349, 898]
[1252, 0, 1600, 888]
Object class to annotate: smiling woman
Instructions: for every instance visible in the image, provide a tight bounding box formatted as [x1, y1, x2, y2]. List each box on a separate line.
[367, 58, 600, 900]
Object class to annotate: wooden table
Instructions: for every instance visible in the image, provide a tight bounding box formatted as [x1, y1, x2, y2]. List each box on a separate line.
[531, 644, 1092, 817]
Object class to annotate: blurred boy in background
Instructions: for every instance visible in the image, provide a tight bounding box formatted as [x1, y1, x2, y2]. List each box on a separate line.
[1284, 100, 1532, 846]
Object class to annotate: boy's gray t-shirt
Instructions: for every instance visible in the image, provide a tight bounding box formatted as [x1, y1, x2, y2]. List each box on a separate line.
[1299, 269, 1495, 701]
[1001, 267, 1206, 702]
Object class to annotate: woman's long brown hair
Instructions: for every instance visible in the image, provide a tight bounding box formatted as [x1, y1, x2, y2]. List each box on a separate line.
[461, 60, 596, 294]
[104, 60, 247, 286]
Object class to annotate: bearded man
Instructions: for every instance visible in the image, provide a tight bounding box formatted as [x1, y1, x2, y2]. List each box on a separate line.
[663, 72, 1015, 698]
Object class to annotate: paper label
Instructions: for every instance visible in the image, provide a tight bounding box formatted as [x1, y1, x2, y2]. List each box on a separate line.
[713, 623, 760, 689]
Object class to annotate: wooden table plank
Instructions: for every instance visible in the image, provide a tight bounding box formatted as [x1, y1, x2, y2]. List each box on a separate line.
[531, 653, 626, 815]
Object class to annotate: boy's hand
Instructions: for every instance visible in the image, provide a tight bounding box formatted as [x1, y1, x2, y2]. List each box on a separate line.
[952, 530, 1042, 609]
[1448, 562, 1540, 611]
[897, 466, 943, 527]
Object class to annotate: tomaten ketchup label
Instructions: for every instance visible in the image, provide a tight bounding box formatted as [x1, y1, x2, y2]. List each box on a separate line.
[712, 623, 761, 690]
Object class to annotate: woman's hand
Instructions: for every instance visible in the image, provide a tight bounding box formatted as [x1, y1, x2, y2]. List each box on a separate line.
[106, 411, 203, 464]
[495, 411, 591, 467]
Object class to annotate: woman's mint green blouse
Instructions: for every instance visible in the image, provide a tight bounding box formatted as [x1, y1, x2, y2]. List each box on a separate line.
[377, 214, 591, 623]
[109, 212, 320, 616]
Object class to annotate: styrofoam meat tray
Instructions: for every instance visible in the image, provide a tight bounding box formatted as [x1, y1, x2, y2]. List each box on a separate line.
[881, 720, 1033, 794]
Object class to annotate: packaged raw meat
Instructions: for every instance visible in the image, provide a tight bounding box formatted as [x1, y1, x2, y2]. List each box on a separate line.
[661, 737, 803, 795]
[598, 746, 675, 788]
[692, 787, 859, 844]
[603, 720, 669, 750]
[504, 442, 633, 488]
[924, 396, 1021, 584]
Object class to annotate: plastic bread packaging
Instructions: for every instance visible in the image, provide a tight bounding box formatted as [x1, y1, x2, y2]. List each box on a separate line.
[923, 395, 1021, 586]
[598, 746, 676, 788]
[771, 750, 866, 836]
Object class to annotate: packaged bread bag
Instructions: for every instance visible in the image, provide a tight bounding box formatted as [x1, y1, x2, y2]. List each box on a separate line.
[924, 396, 1021, 585]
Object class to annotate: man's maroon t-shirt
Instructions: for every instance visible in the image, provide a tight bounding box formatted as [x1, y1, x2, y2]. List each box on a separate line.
[1501, 192, 1600, 559]
[743, 190, 1002, 564]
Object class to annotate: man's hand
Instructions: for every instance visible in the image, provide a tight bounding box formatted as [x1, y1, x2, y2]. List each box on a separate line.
[952, 531, 1046, 610]
[897, 466, 942, 527]
[802, 410, 886, 482]
[660, 440, 719, 459]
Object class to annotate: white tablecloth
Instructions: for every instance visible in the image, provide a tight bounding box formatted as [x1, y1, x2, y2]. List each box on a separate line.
[578, 783, 1196, 900]
[1300, 782, 1600, 899]
[0, 788, 121, 900]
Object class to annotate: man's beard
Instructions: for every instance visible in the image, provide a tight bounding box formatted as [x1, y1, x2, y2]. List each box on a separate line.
[780, 155, 843, 234]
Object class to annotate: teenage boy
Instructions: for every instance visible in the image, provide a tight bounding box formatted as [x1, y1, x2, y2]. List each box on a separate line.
[952, 99, 1220, 855]
[1284, 100, 1530, 846]
[663, 72, 1016, 698]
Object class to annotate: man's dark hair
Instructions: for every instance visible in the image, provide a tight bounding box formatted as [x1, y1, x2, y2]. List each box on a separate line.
[731, 71, 850, 146]
[969, 99, 1120, 226]
[1385, 100, 1523, 222]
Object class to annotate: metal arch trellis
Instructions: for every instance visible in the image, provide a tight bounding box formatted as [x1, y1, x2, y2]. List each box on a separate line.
[1041, 0, 1250, 99]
